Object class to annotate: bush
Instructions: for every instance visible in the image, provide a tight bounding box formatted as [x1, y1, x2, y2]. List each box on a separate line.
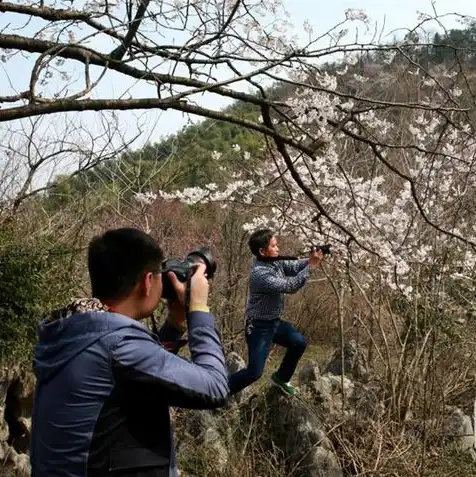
[0, 238, 78, 364]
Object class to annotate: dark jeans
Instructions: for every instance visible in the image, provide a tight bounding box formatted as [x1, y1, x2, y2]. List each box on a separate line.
[228, 319, 307, 395]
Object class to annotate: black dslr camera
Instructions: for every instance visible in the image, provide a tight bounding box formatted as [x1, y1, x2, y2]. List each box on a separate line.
[311, 244, 332, 255]
[161, 246, 217, 300]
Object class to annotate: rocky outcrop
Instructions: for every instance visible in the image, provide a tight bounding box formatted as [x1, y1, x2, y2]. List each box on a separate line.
[442, 406, 475, 454]
[258, 387, 343, 477]
[324, 339, 369, 382]
[298, 360, 383, 423]
[175, 409, 231, 475]
[176, 354, 347, 477]
[0, 366, 34, 477]
[2, 343, 475, 477]
[176, 381, 344, 477]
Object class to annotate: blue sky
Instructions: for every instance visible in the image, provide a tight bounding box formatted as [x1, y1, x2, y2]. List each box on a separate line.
[1, 0, 474, 148]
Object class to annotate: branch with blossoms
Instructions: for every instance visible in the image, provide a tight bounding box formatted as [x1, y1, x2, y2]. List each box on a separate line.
[155, 56, 476, 297]
[3, 1, 476, 293]
[0, 1, 381, 124]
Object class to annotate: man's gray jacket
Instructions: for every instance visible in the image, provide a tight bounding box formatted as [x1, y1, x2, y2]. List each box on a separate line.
[30, 302, 229, 477]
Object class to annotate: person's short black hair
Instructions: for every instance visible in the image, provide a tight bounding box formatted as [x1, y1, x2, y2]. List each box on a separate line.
[87, 227, 164, 302]
[248, 228, 274, 257]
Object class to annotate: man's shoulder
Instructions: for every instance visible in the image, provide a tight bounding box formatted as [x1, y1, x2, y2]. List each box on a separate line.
[71, 311, 150, 333]
[251, 260, 273, 275]
[249, 260, 282, 288]
[97, 312, 153, 337]
[69, 311, 155, 349]
[251, 259, 282, 272]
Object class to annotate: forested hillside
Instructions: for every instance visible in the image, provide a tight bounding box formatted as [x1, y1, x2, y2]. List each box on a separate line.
[46, 23, 476, 206]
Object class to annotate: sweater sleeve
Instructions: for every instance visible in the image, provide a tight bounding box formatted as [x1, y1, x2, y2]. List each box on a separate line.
[250, 263, 310, 294]
[111, 311, 229, 409]
[281, 258, 310, 276]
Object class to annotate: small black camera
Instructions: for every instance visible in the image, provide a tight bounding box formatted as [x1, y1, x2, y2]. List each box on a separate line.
[311, 244, 332, 255]
[161, 246, 217, 300]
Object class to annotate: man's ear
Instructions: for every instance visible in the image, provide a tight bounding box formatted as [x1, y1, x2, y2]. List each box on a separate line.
[142, 271, 154, 297]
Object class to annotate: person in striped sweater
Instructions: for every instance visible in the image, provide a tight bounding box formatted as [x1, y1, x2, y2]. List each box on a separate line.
[229, 229, 324, 396]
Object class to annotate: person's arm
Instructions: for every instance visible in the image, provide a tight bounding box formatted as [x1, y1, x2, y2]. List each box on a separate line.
[251, 264, 310, 294]
[281, 258, 310, 276]
[157, 320, 186, 354]
[111, 310, 229, 409]
[157, 301, 187, 354]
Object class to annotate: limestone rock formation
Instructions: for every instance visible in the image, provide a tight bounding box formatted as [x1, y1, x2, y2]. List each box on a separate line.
[259, 387, 344, 477]
[442, 406, 476, 456]
[324, 340, 369, 382]
[0, 366, 34, 477]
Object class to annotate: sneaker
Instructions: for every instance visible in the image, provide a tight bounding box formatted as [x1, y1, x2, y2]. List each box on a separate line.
[270, 372, 297, 396]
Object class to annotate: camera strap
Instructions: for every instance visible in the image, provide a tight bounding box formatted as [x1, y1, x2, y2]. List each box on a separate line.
[184, 269, 193, 317]
[256, 255, 300, 262]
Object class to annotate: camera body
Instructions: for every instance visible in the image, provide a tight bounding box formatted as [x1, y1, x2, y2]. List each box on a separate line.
[311, 244, 332, 255]
[161, 246, 216, 300]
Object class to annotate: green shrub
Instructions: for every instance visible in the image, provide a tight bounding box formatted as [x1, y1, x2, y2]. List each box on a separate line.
[0, 239, 78, 364]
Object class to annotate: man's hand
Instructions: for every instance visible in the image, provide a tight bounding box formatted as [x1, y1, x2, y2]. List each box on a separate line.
[165, 263, 210, 330]
[189, 263, 209, 308]
[165, 271, 187, 330]
[309, 249, 324, 269]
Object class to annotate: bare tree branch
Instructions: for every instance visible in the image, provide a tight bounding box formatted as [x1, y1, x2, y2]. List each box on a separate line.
[109, 0, 152, 61]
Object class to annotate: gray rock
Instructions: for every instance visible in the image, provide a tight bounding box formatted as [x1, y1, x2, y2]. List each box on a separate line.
[299, 362, 321, 386]
[225, 351, 251, 405]
[226, 351, 246, 375]
[299, 363, 334, 411]
[0, 366, 34, 476]
[260, 387, 343, 477]
[175, 409, 230, 473]
[442, 406, 474, 452]
[324, 340, 369, 382]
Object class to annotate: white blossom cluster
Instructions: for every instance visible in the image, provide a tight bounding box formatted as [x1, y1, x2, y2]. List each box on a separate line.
[155, 61, 476, 299]
[134, 191, 157, 206]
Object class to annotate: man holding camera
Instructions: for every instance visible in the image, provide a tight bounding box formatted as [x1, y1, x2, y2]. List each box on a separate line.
[30, 227, 229, 477]
[229, 229, 324, 396]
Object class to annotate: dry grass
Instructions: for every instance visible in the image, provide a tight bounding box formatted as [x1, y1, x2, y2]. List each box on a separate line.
[178, 328, 476, 477]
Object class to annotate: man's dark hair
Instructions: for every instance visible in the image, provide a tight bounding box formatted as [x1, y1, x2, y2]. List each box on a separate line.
[88, 227, 164, 302]
[248, 229, 274, 257]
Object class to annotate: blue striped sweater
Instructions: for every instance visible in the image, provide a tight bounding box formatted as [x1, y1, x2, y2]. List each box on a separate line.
[245, 257, 310, 321]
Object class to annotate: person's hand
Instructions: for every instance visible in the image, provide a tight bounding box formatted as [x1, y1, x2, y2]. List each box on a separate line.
[309, 248, 324, 269]
[167, 272, 186, 306]
[189, 263, 209, 308]
[166, 271, 187, 330]
[166, 263, 209, 325]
